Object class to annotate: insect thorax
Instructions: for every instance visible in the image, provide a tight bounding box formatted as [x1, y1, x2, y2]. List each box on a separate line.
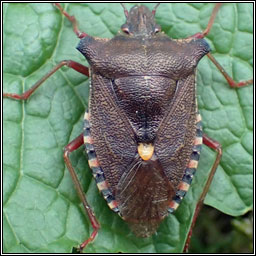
[79, 22, 209, 237]
[78, 34, 209, 142]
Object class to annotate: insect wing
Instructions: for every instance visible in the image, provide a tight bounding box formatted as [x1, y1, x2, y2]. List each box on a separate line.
[89, 74, 137, 192]
[155, 73, 197, 189]
[116, 154, 175, 237]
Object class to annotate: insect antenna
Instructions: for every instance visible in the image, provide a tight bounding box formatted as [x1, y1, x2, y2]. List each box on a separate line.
[152, 3, 160, 16]
[121, 3, 129, 18]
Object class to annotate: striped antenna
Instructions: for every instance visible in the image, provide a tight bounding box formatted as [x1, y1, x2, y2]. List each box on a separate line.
[152, 3, 160, 16]
[121, 3, 129, 18]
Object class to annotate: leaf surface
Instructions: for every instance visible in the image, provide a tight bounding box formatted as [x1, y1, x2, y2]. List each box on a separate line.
[3, 3, 253, 253]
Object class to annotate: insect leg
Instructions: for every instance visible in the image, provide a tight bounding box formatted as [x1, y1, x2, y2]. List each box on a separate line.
[206, 53, 253, 88]
[3, 60, 89, 101]
[64, 133, 100, 253]
[184, 134, 222, 252]
[186, 3, 253, 88]
[54, 3, 88, 39]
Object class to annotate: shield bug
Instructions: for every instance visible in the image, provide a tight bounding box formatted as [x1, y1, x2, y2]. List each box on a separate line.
[3, 3, 253, 253]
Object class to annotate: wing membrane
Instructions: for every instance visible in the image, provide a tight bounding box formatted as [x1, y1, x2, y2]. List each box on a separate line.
[116, 154, 175, 237]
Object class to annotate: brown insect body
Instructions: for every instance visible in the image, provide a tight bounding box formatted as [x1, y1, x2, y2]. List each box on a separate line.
[78, 5, 210, 236]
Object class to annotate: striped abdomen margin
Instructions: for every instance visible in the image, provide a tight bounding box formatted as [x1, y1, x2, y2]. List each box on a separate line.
[83, 111, 119, 213]
[168, 113, 203, 213]
[83, 111, 203, 215]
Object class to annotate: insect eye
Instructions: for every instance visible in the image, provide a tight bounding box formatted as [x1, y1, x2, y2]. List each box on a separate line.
[122, 27, 130, 34]
[154, 25, 161, 34]
[121, 24, 130, 34]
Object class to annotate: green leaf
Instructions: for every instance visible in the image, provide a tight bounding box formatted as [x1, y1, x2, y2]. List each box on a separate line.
[3, 3, 252, 253]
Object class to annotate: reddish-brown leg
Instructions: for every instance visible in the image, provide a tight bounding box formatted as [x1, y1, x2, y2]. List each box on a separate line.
[184, 134, 222, 252]
[187, 3, 253, 88]
[3, 60, 89, 100]
[206, 53, 253, 88]
[54, 3, 88, 39]
[64, 133, 100, 253]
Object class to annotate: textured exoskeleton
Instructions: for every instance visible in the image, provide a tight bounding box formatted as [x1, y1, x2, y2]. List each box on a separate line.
[79, 5, 210, 236]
